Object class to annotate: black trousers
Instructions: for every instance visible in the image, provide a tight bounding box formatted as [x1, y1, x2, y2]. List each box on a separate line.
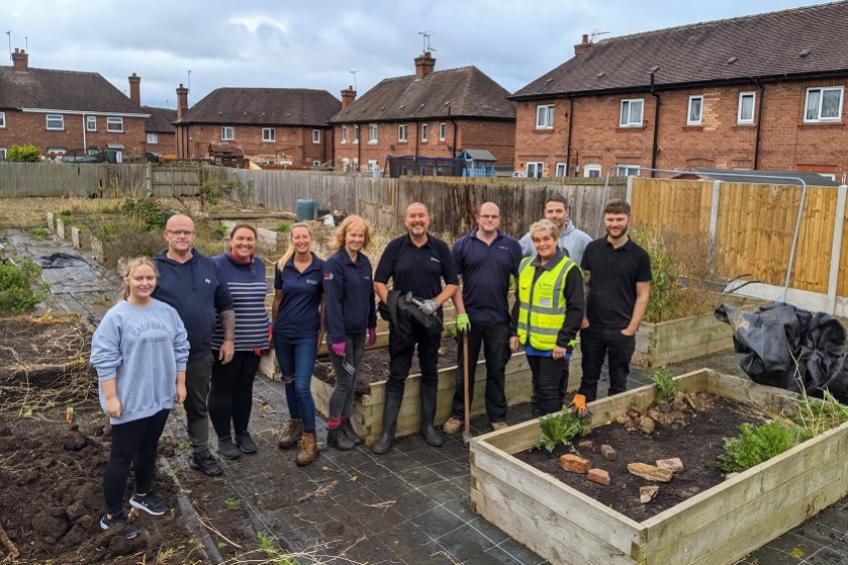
[104, 409, 170, 516]
[578, 326, 636, 402]
[386, 320, 440, 398]
[210, 351, 260, 439]
[451, 321, 510, 422]
[527, 355, 565, 417]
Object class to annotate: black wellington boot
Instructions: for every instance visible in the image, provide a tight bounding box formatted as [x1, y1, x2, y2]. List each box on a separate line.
[372, 389, 403, 455]
[420, 384, 443, 447]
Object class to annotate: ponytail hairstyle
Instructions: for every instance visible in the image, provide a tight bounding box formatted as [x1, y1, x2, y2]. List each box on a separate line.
[277, 222, 312, 270]
[120, 256, 158, 299]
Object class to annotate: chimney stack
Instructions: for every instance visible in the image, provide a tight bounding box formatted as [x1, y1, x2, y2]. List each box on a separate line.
[176, 83, 189, 119]
[574, 34, 591, 57]
[128, 73, 141, 106]
[12, 48, 28, 70]
[340, 86, 356, 109]
[414, 51, 436, 78]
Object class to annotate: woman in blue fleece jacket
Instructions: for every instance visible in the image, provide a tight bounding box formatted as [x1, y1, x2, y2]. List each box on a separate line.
[90, 257, 189, 540]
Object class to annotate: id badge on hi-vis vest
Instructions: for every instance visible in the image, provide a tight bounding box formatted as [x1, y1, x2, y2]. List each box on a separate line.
[538, 296, 552, 307]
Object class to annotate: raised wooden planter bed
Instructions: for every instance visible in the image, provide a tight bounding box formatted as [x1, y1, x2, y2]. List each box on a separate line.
[470, 370, 848, 565]
[311, 348, 583, 445]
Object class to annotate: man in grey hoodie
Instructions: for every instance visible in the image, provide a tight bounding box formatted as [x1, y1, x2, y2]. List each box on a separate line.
[519, 194, 592, 404]
[519, 194, 592, 267]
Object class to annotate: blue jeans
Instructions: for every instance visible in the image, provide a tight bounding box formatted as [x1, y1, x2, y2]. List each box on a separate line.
[274, 334, 317, 433]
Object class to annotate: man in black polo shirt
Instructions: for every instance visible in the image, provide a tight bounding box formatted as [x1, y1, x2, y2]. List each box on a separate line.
[574, 199, 651, 414]
[372, 202, 459, 454]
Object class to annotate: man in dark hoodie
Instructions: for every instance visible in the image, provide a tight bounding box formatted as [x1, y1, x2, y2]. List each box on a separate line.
[154, 214, 235, 476]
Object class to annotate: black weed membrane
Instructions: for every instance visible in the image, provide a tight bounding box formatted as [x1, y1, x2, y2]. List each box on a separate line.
[716, 302, 848, 402]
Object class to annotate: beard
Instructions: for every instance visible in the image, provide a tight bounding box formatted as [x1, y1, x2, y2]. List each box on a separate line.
[606, 225, 628, 239]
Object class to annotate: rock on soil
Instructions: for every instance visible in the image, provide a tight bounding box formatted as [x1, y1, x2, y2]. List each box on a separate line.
[587, 468, 611, 486]
[560, 454, 591, 474]
[627, 462, 674, 482]
[640, 486, 660, 503]
[656, 457, 685, 474]
[601, 444, 617, 461]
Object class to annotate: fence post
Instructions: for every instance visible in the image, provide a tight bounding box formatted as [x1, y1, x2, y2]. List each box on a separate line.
[708, 180, 721, 265]
[145, 163, 153, 197]
[625, 175, 634, 202]
[826, 184, 848, 314]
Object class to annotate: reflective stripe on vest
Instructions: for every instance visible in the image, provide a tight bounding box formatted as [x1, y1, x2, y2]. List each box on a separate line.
[517, 254, 576, 350]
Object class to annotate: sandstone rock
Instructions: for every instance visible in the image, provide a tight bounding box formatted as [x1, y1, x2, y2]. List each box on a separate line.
[640, 485, 659, 503]
[657, 400, 671, 413]
[656, 457, 685, 473]
[578, 440, 593, 449]
[647, 408, 663, 421]
[671, 398, 687, 413]
[560, 454, 591, 474]
[587, 468, 611, 485]
[615, 414, 630, 426]
[601, 444, 617, 461]
[639, 416, 656, 435]
[627, 462, 673, 482]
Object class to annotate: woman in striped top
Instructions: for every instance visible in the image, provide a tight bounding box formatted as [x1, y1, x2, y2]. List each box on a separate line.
[209, 224, 270, 460]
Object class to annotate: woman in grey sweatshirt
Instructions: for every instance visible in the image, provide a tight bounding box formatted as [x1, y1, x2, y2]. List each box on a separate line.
[90, 257, 189, 540]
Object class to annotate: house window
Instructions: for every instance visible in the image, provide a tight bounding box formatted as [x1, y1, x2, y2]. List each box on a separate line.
[341, 125, 348, 144]
[536, 104, 554, 129]
[619, 99, 644, 127]
[687, 96, 703, 125]
[0, 112, 5, 128]
[312, 129, 321, 144]
[46, 114, 64, 131]
[805, 87, 843, 122]
[397, 124, 408, 142]
[106, 116, 124, 133]
[146, 133, 158, 144]
[368, 124, 378, 144]
[616, 164, 641, 177]
[353, 124, 360, 144]
[262, 128, 275, 142]
[47, 147, 67, 155]
[738, 92, 756, 124]
[439, 122, 446, 141]
[583, 164, 602, 178]
[555, 163, 567, 177]
[86, 116, 96, 132]
[420, 123, 428, 141]
[353, 158, 359, 171]
[221, 126, 235, 141]
[0, 148, 6, 159]
[526, 162, 544, 179]
[341, 157, 350, 172]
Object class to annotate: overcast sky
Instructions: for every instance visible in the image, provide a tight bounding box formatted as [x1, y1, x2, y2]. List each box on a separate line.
[2, 0, 825, 109]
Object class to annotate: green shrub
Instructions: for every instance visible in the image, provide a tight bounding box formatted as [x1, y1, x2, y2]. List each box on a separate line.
[198, 179, 223, 212]
[6, 143, 40, 162]
[30, 227, 49, 241]
[0, 259, 44, 316]
[632, 228, 680, 323]
[792, 389, 848, 437]
[652, 366, 677, 403]
[225, 177, 254, 207]
[714, 420, 809, 473]
[121, 198, 173, 231]
[536, 409, 584, 453]
[276, 220, 291, 234]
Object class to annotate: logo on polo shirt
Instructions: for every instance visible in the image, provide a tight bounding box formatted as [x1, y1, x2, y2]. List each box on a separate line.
[204, 278, 211, 284]
[324, 272, 334, 280]
[306, 279, 319, 285]
[430, 256, 441, 264]
[497, 245, 510, 251]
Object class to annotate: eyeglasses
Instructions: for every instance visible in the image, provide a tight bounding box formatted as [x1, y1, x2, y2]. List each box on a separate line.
[167, 230, 194, 237]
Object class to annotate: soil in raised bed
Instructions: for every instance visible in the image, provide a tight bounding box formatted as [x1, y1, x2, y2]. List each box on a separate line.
[313, 336, 475, 395]
[514, 394, 762, 522]
[0, 412, 199, 564]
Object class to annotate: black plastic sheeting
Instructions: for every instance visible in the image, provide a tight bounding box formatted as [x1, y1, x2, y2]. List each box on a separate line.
[715, 302, 848, 402]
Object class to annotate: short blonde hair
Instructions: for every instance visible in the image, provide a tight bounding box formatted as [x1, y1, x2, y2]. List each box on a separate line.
[529, 219, 560, 241]
[334, 214, 372, 251]
[120, 256, 158, 299]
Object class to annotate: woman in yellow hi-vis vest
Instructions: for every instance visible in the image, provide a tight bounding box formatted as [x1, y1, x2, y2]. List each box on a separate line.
[510, 219, 584, 416]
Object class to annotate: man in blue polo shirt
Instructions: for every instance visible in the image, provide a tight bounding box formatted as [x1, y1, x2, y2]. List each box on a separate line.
[372, 202, 459, 454]
[443, 202, 521, 434]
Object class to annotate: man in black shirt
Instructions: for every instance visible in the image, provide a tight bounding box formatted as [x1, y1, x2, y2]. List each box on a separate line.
[373, 202, 459, 454]
[574, 199, 651, 415]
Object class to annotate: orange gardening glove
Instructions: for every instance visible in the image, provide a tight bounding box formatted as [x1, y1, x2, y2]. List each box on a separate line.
[569, 393, 592, 419]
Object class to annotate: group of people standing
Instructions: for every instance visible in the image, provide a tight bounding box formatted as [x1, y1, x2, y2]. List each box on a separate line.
[88, 194, 651, 539]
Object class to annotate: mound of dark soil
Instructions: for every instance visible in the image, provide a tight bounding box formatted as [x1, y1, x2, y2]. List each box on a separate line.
[0, 315, 91, 385]
[0, 415, 197, 564]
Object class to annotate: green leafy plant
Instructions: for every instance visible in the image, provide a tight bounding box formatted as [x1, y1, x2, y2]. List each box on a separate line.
[121, 197, 173, 231]
[0, 259, 45, 316]
[714, 420, 810, 473]
[226, 177, 254, 207]
[652, 366, 678, 403]
[792, 389, 848, 437]
[257, 532, 297, 565]
[632, 228, 680, 323]
[276, 220, 292, 234]
[6, 143, 40, 162]
[536, 409, 584, 453]
[223, 497, 242, 511]
[30, 227, 49, 241]
[198, 179, 223, 212]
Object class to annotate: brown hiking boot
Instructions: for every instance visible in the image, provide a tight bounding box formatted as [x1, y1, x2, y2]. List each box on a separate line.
[278, 418, 303, 450]
[490, 421, 508, 431]
[295, 432, 318, 467]
[442, 416, 462, 434]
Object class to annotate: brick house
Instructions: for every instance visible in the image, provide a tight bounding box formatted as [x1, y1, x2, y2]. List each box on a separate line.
[125, 71, 178, 157]
[0, 49, 149, 160]
[329, 52, 515, 175]
[173, 87, 339, 167]
[511, 3, 848, 181]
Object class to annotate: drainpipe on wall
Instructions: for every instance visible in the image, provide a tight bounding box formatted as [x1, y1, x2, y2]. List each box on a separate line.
[565, 97, 574, 176]
[650, 70, 661, 178]
[448, 104, 458, 158]
[753, 79, 765, 170]
[357, 124, 362, 171]
[415, 121, 420, 159]
[82, 114, 87, 152]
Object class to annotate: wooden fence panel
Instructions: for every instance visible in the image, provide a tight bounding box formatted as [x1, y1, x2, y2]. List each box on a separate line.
[630, 177, 713, 236]
[0, 162, 150, 197]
